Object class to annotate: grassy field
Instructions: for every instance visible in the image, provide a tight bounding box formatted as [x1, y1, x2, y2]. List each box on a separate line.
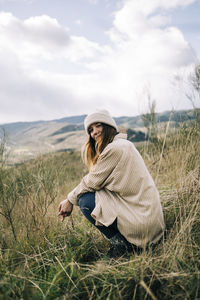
[0, 121, 200, 299]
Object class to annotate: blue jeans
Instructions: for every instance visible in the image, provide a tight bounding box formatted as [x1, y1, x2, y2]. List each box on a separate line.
[78, 192, 119, 239]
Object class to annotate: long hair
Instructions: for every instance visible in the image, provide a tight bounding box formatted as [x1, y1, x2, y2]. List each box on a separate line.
[83, 123, 118, 169]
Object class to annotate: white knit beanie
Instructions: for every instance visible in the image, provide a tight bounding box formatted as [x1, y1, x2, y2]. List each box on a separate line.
[84, 110, 118, 134]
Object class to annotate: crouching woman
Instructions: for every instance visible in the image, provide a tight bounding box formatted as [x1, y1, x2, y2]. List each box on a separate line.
[58, 110, 165, 258]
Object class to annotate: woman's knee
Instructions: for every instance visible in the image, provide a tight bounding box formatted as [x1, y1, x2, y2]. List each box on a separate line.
[79, 192, 95, 211]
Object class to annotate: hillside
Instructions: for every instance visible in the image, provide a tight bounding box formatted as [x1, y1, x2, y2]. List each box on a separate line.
[0, 119, 199, 299]
[0, 109, 198, 164]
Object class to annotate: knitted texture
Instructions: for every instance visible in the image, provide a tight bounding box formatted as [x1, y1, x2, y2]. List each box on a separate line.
[67, 133, 165, 247]
[84, 109, 118, 134]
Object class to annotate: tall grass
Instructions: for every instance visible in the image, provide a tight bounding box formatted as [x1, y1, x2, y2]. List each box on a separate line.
[0, 121, 199, 299]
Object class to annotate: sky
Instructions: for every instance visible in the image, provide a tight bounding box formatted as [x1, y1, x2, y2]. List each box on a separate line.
[0, 0, 200, 123]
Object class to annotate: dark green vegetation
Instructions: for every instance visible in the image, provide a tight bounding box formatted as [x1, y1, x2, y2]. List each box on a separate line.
[127, 128, 147, 142]
[0, 117, 199, 299]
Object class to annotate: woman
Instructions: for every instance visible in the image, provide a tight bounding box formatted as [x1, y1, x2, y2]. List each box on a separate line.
[58, 110, 165, 258]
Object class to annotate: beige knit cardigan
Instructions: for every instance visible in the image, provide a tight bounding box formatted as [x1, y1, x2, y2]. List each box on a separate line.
[68, 133, 165, 247]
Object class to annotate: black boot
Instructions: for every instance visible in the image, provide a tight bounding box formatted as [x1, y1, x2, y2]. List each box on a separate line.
[107, 233, 133, 258]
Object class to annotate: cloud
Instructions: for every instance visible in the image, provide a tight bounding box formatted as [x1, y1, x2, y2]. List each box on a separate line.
[0, 12, 70, 67]
[0, 0, 198, 123]
[0, 12, 105, 63]
[0, 47, 73, 120]
[24, 15, 70, 48]
[75, 19, 82, 26]
[111, 0, 196, 39]
[101, 0, 196, 114]
[88, 0, 99, 4]
[0, 12, 107, 122]
[0, 0, 33, 3]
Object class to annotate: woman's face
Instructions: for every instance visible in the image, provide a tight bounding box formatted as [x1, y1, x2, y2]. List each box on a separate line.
[88, 122, 103, 143]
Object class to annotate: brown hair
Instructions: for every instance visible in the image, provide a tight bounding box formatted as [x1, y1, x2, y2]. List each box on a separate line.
[83, 123, 118, 169]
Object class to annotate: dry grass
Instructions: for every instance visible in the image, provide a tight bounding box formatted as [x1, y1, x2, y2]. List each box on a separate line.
[0, 122, 199, 299]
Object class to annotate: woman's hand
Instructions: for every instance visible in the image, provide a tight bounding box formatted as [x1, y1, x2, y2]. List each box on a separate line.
[58, 199, 73, 222]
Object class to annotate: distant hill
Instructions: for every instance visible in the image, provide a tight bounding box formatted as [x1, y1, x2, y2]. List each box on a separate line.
[0, 109, 198, 165]
[54, 115, 87, 124]
[1, 109, 198, 134]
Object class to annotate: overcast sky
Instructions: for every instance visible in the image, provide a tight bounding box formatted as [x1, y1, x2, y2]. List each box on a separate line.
[0, 0, 200, 123]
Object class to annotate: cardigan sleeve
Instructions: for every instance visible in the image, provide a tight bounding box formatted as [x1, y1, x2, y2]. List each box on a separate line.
[67, 144, 122, 205]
